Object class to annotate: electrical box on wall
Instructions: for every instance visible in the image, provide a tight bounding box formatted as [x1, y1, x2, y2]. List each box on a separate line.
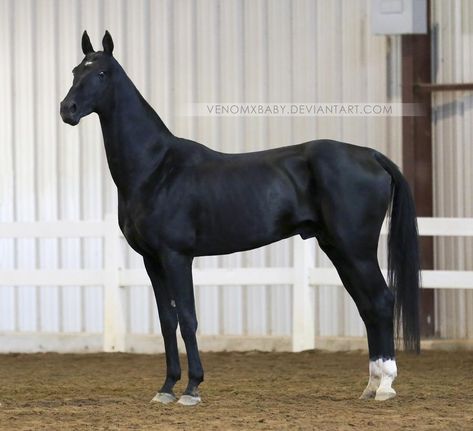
[371, 0, 427, 34]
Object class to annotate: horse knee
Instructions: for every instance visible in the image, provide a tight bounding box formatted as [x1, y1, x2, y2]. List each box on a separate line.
[179, 318, 198, 337]
[160, 314, 178, 336]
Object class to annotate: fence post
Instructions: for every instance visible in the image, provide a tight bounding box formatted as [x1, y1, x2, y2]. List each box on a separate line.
[292, 236, 315, 352]
[103, 213, 126, 352]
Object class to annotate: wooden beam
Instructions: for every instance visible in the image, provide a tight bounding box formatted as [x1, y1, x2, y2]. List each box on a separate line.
[401, 0, 435, 337]
[415, 82, 473, 92]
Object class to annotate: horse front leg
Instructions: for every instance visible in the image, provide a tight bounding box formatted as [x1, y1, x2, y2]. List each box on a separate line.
[160, 251, 203, 405]
[144, 257, 181, 404]
[168, 255, 204, 406]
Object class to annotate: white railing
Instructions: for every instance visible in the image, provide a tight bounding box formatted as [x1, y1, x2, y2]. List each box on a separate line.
[0, 215, 472, 352]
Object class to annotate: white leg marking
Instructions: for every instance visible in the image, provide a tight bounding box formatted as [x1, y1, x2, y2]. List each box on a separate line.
[375, 359, 397, 401]
[359, 360, 382, 399]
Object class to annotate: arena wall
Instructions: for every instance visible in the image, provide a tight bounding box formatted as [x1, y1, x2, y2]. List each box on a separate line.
[0, 0, 471, 351]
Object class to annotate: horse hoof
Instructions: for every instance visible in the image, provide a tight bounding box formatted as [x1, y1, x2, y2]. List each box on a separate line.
[359, 389, 377, 400]
[375, 389, 396, 401]
[150, 392, 177, 404]
[177, 394, 201, 406]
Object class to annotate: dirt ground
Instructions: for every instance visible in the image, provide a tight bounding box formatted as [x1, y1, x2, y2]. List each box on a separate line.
[0, 350, 472, 430]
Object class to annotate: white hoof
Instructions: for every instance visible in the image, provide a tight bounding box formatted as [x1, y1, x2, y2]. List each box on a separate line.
[359, 388, 377, 400]
[150, 392, 177, 404]
[177, 394, 201, 406]
[375, 387, 396, 401]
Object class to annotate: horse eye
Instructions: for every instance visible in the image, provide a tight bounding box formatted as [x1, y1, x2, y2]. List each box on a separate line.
[98, 71, 105, 80]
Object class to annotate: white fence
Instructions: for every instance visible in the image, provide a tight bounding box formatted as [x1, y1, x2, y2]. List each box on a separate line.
[1, 215, 473, 353]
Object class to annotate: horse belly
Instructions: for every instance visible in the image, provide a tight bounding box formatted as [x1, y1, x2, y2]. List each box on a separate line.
[194, 182, 315, 256]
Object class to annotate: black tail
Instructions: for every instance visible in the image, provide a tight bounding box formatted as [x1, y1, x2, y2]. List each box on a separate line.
[375, 153, 421, 353]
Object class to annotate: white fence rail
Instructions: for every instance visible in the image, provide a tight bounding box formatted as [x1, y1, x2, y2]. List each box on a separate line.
[1, 216, 473, 353]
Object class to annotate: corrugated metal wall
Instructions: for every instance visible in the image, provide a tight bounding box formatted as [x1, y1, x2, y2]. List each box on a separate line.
[432, 0, 473, 338]
[1, 0, 403, 344]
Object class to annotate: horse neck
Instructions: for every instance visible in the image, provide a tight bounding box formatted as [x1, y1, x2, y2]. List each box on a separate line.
[98, 74, 172, 197]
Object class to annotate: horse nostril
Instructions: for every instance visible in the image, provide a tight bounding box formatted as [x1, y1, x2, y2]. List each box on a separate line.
[70, 103, 77, 114]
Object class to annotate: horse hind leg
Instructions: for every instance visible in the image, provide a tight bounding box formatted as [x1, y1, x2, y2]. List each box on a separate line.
[358, 283, 397, 401]
[318, 241, 397, 401]
[354, 268, 397, 401]
[362, 280, 397, 401]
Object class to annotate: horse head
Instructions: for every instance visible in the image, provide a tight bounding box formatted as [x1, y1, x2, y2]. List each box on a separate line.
[60, 30, 116, 125]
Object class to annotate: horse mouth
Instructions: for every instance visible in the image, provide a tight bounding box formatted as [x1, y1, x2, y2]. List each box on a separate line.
[60, 111, 80, 126]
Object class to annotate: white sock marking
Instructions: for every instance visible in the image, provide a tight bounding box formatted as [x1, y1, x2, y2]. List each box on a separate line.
[376, 358, 397, 398]
[361, 358, 397, 399]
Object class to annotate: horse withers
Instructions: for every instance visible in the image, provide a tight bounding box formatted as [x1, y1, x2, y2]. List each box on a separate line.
[60, 31, 420, 405]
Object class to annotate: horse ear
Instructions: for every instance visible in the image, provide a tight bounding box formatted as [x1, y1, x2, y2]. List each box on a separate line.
[81, 30, 94, 55]
[102, 30, 114, 55]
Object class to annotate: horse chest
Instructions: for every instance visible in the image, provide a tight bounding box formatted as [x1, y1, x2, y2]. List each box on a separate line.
[118, 204, 159, 255]
[118, 218, 145, 254]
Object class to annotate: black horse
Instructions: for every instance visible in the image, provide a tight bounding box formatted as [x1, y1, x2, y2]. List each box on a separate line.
[60, 31, 420, 405]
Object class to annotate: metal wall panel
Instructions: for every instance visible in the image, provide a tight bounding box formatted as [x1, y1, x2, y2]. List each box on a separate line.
[36, 0, 60, 333]
[0, 0, 15, 332]
[432, 0, 473, 339]
[0, 0, 402, 344]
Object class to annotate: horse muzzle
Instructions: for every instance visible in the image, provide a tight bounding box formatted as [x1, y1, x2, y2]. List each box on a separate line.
[60, 99, 80, 125]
